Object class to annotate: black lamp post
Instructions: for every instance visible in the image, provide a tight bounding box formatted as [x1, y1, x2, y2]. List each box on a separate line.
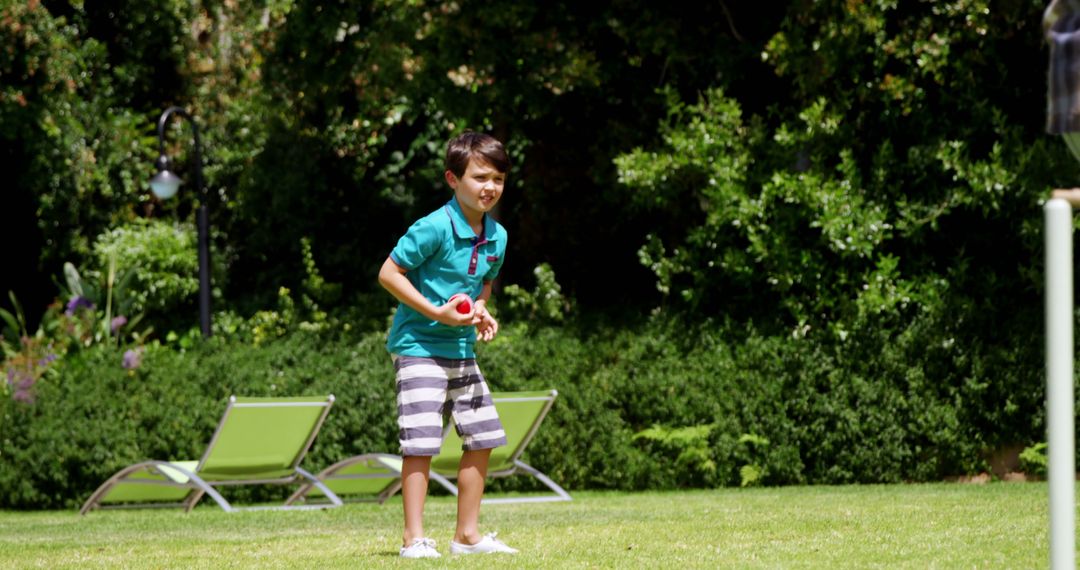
[149, 106, 212, 338]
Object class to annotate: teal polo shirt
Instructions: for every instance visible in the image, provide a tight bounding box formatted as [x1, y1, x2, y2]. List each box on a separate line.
[386, 198, 507, 358]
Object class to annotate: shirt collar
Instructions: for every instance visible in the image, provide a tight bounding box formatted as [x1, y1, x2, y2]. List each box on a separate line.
[444, 198, 498, 242]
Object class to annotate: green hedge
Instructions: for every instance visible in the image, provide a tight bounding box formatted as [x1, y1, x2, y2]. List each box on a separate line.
[0, 317, 1045, 510]
[0, 331, 399, 510]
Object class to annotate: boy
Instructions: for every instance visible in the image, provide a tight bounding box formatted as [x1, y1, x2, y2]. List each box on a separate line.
[377, 131, 518, 558]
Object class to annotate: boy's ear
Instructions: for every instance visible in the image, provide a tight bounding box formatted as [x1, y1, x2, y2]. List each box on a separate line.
[444, 170, 458, 188]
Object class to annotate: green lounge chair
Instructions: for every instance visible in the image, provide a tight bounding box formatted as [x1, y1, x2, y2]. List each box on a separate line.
[287, 389, 571, 505]
[80, 395, 343, 514]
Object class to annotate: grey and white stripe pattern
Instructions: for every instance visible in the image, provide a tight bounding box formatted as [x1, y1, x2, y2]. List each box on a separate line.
[394, 355, 508, 456]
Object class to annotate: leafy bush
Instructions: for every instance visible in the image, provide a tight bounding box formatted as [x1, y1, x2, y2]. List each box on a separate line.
[1018, 443, 1048, 479]
[500, 263, 572, 325]
[1, 251, 162, 406]
[0, 330, 400, 510]
[0, 311, 1055, 509]
[478, 313, 1017, 493]
[91, 219, 200, 318]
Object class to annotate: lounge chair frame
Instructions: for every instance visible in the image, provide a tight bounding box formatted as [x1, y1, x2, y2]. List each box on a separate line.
[287, 390, 570, 505]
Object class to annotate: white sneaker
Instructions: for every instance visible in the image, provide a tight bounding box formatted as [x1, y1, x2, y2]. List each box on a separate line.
[450, 532, 519, 555]
[400, 538, 441, 558]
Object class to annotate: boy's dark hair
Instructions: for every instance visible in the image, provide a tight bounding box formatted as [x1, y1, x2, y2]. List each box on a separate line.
[445, 131, 510, 178]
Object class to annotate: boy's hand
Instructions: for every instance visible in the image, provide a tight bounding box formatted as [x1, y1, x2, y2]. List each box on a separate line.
[435, 297, 475, 327]
[473, 302, 499, 342]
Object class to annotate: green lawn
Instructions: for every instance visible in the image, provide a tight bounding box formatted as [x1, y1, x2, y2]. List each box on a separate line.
[0, 483, 1057, 568]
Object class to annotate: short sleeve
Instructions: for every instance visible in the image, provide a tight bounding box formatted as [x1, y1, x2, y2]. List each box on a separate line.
[390, 218, 443, 270]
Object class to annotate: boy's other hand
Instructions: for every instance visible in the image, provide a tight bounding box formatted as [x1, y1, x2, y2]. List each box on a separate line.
[473, 305, 499, 342]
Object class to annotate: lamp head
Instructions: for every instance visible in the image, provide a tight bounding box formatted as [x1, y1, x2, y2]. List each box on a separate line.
[149, 154, 182, 200]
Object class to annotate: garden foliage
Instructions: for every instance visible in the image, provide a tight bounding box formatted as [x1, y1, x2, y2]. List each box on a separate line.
[1, 1, 1077, 508]
[0, 309, 1018, 509]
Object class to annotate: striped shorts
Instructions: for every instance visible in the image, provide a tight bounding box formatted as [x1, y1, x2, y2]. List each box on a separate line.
[393, 355, 508, 456]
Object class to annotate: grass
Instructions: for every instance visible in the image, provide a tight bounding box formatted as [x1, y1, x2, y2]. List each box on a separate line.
[0, 483, 1056, 568]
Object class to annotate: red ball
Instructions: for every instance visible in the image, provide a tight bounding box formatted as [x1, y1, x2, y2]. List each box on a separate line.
[451, 294, 472, 314]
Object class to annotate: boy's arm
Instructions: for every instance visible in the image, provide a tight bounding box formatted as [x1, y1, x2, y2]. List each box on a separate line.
[378, 256, 473, 327]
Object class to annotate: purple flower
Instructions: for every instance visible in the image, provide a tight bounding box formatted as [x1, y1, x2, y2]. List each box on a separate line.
[64, 296, 95, 316]
[12, 387, 33, 403]
[122, 348, 144, 370]
[110, 316, 128, 333]
[11, 375, 34, 403]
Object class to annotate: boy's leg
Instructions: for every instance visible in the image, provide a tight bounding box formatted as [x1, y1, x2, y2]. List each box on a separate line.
[393, 355, 452, 547]
[445, 359, 507, 546]
[402, 455, 432, 546]
[453, 448, 492, 545]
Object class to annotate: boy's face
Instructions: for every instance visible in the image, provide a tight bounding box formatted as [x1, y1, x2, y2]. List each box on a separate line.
[446, 157, 505, 218]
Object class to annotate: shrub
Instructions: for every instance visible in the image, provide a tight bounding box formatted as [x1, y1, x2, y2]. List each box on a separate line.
[0, 330, 399, 510]
[500, 263, 572, 325]
[91, 220, 200, 317]
[1018, 443, 1048, 479]
[0, 313, 1054, 509]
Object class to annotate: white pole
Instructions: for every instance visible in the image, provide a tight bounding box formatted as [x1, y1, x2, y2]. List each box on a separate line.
[1045, 197, 1075, 570]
